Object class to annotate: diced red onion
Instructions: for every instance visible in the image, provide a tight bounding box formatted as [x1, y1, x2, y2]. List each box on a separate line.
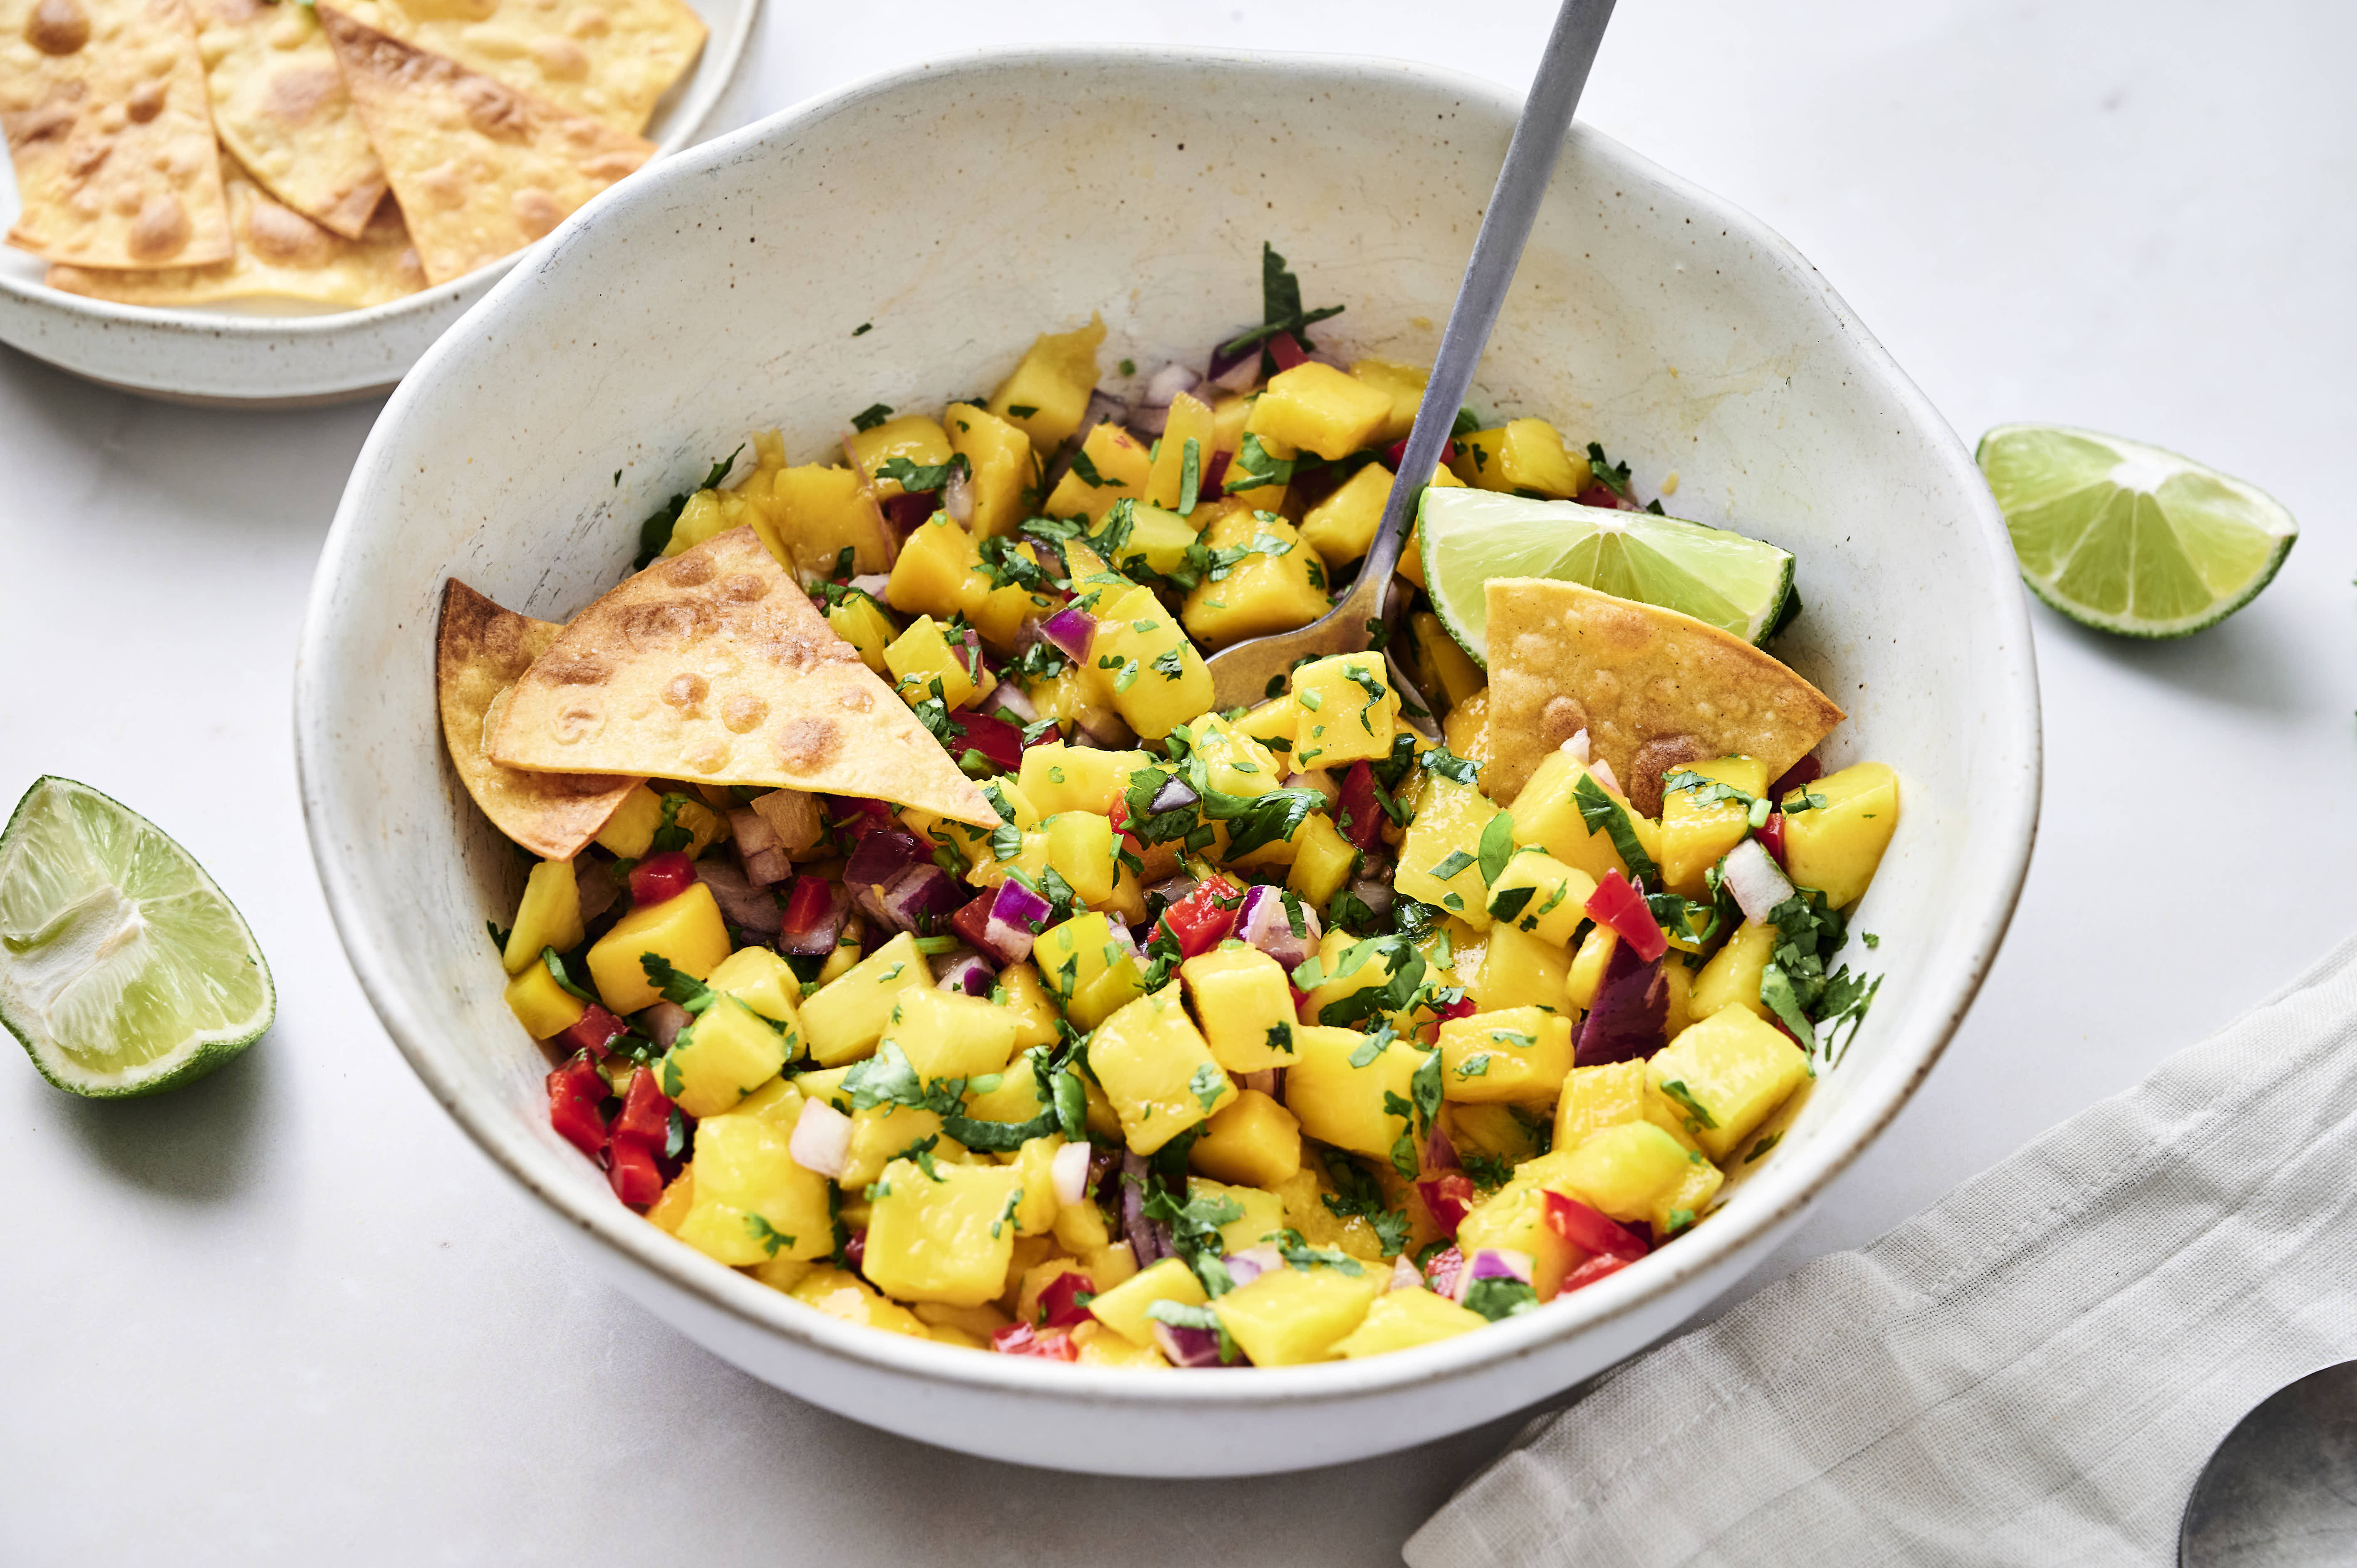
[843, 829, 925, 891]
[790, 1099, 852, 1178]
[1223, 1244, 1283, 1289]
[1198, 450, 1231, 498]
[1104, 920, 1145, 967]
[1143, 362, 1201, 408]
[882, 492, 935, 532]
[1040, 607, 1096, 662]
[1268, 331, 1309, 372]
[1208, 357, 1259, 394]
[1573, 942, 1669, 1068]
[1424, 1244, 1466, 1300]
[1721, 837, 1796, 925]
[1081, 388, 1129, 435]
[1145, 872, 1197, 907]
[1425, 1124, 1460, 1172]
[1050, 1140, 1092, 1206]
[1236, 883, 1319, 970]
[1388, 1256, 1423, 1293]
[877, 863, 966, 934]
[1148, 776, 1200, 814]
[982, 878, 1051, 963]
[982, 681, 1037, 724]
[1127, 406, 1169, 439]
[1121, 1150, 1172, 1266]
[1152, 1321, 1234, 1369]
[1241, 1068, 1279, 1097]
[1451, 1247, 1533, 1304]
[943, 463, 974, 525]
[729, 805, 780, 859]
[934, 951, 997, 996]
[1205, 334, 1260, 384]
[740, 846, 792, 887]
[1588, 756, 1623, 796]
[1560, 729, 1592, 764]
[848, 573, 891, 598]
[574, 858, 619, 925]
[843, 1229, 866, 1271]
[1347, 874, 1394, 921]
[776, 879, 848, 957]
[639, 1000, 691, 1051]
[694, 858, 782, 937]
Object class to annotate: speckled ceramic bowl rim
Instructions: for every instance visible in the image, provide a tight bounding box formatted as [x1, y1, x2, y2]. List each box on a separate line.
[299, 44, 2040, 1413]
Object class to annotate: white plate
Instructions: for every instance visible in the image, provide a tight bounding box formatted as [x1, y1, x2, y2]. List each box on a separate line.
[0, 0, 756, 407]
[297, 46, 2042, 1476]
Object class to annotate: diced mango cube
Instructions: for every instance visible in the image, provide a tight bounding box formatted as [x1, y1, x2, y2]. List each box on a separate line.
[1508, 750, 1663, 886]
[1659, 754, 1770, 898]
[800, 931, 931, 1066]
[676, 1102, 833, 1265]
[1087, 1255, 1206, 1349]
[1212, 1259, 1385, 1365]
[1188, 1088, 1304, 1189]
[1072, 1319, 1171, 1368]
[705, 946, 807, 1040]
[1181, 506, 1331, 650]
[1688, 919, 1777, 1022]
[1179, 946, 1298, 1073]
[1393, 774, 1497, 927]
[1484, 849, 1595, 946]
[1556, 1121, 1704, 1224]
[1288, 652, 1397, 769]
[1448, 418, 1590, 497]
[881, 987, 1022, 1083]
[1551, 1058, 1703, 1159]
[1145, 391, 1216, 511]
[1043, 421, 1151, 521]
[661, 996, 792, 1118]
[861, 1157, 1027, 1307]
[503, 960, 585, 1039]
[1088, 985, 1237, 1155]
[1298, 461, 1392, 566]
[1410, 610, 1486, 712]
[1782, 762, 1900, 908]
[1033, 912, 1146, 1031]
[584, 882, 732, 1015]
[1244, 363, 1393, 460]
[501, 858, 584, 974]
[1283, 1023, 1431, 1162]
[1018, 742, 1149, 817]
[1347, 357, 1429, 445]
[989, 314, 1105, 454]
[787, 1264, 931, 1338]
[1089, 585, 1212, 740]
[1332, 1285, 1487, 1358]
[1190, 1177, 1287, 1254]
[1463, 922, 1571, 1016]
[1042, 811, 1117, 906]
[826, 591, 899, 673]
[1645, 1006, 1810, 1162]
[762, 462, 895, 578]
[1437, 1006, 1573, 1105]
[1455, 1148, 1587, 1297]
[884, 512, 984, 623]
[1286, 812, 1359, 910]
[884, 614, 992, 711]
[844, 413, 952, 501]
[943, 402, 1035, 538]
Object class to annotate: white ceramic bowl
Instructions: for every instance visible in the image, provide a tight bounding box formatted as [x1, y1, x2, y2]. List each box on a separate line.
[0, 0, 756, 408]
[297, 47, 2041, 1476]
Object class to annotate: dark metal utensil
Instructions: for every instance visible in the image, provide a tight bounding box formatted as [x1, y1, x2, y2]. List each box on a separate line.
[2179, 1360, 2357, 1567]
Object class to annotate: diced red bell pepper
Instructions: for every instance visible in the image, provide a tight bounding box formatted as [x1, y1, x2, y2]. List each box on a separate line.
[1543, 1190, 1652, 1261]
[1557, 1251, 1635, 1294]
[1768, 754, 1822, 801]
[1036, 1269, 1094, 1329]
[1575, 483, 1643, 512]
[610, 1066, 674, 1153]
[1104, 796, 1146, 856]
[607, 1140, 665, 1209]
[1384, 436, 1458, 470]
[1433, 993, 1478, 1024]
[1421, 1244, 1466, 1300]
[545, 1049, 609, 1156]
[629, 850, 695, 906]
[558, 1003, 629, 1059]
[1416, 1172, 1480, 1238]
[1159, 877, 1243, 958]
[1021, 718, 1064, 749]
[1198, 449, 1232, 499]
[949, 891, 996, 952]
[990, 1321, 1080, 1360]
[1585, 869, 1669, 962]
[947, 708, 1025, 774]
[1755, 810, 1788, 866]
[779, 874, 836, 937]
[1336, 761, 1383, 851]
[1268, 331, 1309, 371]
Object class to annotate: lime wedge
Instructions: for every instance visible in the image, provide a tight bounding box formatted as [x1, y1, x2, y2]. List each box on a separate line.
[1977, 424, 2296, 638]
[1417, 488, 1796, 665]
[0, 777, 273, 1097]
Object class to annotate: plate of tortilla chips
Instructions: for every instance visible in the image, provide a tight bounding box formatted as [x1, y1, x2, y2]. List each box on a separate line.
[0, 0, 753, 404]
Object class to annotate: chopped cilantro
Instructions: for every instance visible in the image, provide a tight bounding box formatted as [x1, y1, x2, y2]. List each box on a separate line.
[850, 402, 894, 432]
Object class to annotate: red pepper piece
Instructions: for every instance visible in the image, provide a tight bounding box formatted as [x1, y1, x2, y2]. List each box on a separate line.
[1768, 754, 1822, 801]
[990, 1321, 1080, 1360]
[1159, 877, 1242, 958]
[1421, 1244, 1466, 1300]
[1383, 436, 1460, 471]
[779, 874, 835, 938]
[947, 708, 1025, 774]
[1542, 1190, 1652, 1261]
[545, 1049, 609, 1156]
[1416, 1172, 1480, 1238]
[1756, 810, 1788, 866]
[628, 850, 695, 906]
[607, 1140, 664, 1209]
[1585, 869, 1669, 962]
[1198, 448, 1233, 499]
[1036, 1270, 1094, 1329]
[949, 891, 996, 952]
[557, 1003, 628, 1059]
[1336, 761, 1384, 851]
[1558, 1251, 1635, 1294]
[609, 1066, 674, 1153]
[843, 1229, 867, 1273]
[1268, 331, 1309, 371]
[1574, 483, 1644, 512]
[1432, 993, 1478, 1024]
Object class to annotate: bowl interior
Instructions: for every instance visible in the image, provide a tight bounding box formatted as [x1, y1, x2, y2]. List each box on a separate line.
[299, 47, 2038, 1473]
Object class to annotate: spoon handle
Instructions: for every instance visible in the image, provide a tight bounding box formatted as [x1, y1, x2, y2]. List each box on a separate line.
[1364, 0, 1618, 593]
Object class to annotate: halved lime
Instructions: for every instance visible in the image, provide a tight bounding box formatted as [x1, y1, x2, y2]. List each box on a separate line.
[0, 777, 273, 1097]
[1417, 488, 1796, 665]
[1977, 424, 2296, 638]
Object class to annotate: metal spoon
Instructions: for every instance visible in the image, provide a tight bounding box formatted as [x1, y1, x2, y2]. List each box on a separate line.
[1200, 0, 1619, 713]
[2179, 1360, 2357, 1566]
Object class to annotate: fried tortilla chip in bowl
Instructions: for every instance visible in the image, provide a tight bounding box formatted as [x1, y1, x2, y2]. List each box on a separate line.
[296, 48, 2040, 1475]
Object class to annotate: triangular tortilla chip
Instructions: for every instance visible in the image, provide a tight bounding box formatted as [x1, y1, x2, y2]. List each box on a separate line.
[190, 0, 385, 239]
[490, 527, 1001, 828]
[1, 0, 233, 268]
[317, 6, 651, 286]
[47, 153, 424, 307]
[332, 0, 705, 135]
[437, 580, 642, 860]
[1483, 578, 1844, 816]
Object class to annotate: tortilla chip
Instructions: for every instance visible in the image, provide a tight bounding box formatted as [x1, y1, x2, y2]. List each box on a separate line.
[490, 527, 1000, 828]
[46, 153, 424, 307]
[437, 580, 643, 860]
[332, 0, 704, 135]
[0, 0, 233, 268]
[190, 0, 384, 239]
[1483, 579, 1845, 815]
[317, 5, 652, 286]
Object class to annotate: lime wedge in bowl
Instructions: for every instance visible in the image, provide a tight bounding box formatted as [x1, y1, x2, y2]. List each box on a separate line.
[1418, 487, 1796, 665]
[0, 777, 273, 1097]
[1977, 423, 2296, 638]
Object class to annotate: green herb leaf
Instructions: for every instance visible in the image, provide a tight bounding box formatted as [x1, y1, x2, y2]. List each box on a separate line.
[1572, 774, 1661, 886]
[1476, 811, 1517, 886]
[850, 403, 894, 432]
[1659, 1078, 1720, 1130]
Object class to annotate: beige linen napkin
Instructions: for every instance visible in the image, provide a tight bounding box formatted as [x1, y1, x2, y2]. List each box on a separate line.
[1408, 934, 2357, 1567]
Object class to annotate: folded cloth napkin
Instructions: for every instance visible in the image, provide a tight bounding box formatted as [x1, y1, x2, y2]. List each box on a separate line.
[1408, 934, 2357, 1568]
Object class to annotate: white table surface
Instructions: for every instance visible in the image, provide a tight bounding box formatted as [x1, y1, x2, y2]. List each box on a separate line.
[4, 1, 2351, 1561]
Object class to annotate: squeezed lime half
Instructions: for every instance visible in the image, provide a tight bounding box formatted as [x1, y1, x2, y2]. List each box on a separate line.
[0, 777, 273, 1097]
[1977, 423, 2296, 638]
[1417, 487, 1795, 665]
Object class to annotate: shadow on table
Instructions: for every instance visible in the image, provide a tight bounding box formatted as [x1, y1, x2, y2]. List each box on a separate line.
[52, 1036, 272, 1204]
[2037, 596, 2304, 715]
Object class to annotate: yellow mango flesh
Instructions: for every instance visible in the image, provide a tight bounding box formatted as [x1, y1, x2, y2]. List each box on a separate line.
[884, 614, 992, 710]
[1018, 742, 1150, 816]
[1507, 750, 1664, 886]
[826, 592, 898, 673]
[1462, 920, 1572, 1017]
[677, 1100, 833, 1266]
[1188, 1088, 1304, 1189]
[882, 987, 1022, 1083]
[762, 462, 894, 578]
[862, 1157, 1027, 1307]
[844, 413, 951, 501]
[1182, 507, 1331, 650]
[943, 401, 1034, 538]
[1089, 585, 1213, 739]
[1087, 1256, 1206, 1349]
[1212, 1262, 1384, 1366]
[1484, 849, 1595, 947]
[1782, 762, 1900, 908]
[661, 996, 790, 1118]
[585, 882, 732, 1015]
[787, 1265, 931, 1338]
[1283, 1023, 1429, 1162]
[1448, 418, 1590, 497]
[1438, 1006, 1574, 1105]
[1659, 754, 1770, 898]
[1088, 985, 1236, 1154]
[1145, 391, 1216, 510]
[1298, 461, 1391, 566]
[1393, 775, 1496, 928]
[1688, 919, 1777, 1023]
[501, 858, 584, 974]
[1332, 1286, 1488, 1358]
[1646, 1006, 1810, 1162]
[1190, 1177, 1287, 1253]
[503, 961, 585, 1039]
[800, 931, 930, 1066]
[1044, 421, 1153, 521]
[1289, 651, 1398, 769]
[1285, 812, 1358, 909]
[1181, 946, 1299, 1073]
[989, 314, 1104, 454]
[1244, 362, 1393, 460]
[1557, 1120, 1709, 1227]
[1347, 356, 1428, 444]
